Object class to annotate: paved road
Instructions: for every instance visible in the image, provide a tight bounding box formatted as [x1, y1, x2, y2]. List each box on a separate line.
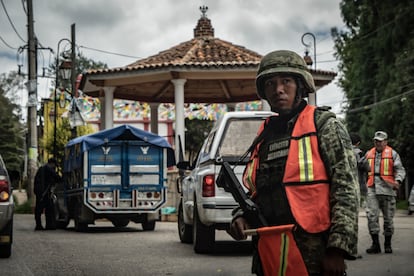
[1, 210, 413, 275]
[1, 214, 253, 276]
[346, 210, 414, 276]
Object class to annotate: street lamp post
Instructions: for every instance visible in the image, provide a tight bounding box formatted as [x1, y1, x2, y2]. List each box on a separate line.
[301, 32, 317, 106]
[70, 23, 77, 139]
[53, 38, 71, 158]
[301, 32, 316, 70]
[52, 24, 77, 160]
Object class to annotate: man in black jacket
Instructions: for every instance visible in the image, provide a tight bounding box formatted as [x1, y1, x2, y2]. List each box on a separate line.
[34, 158, 61, 230]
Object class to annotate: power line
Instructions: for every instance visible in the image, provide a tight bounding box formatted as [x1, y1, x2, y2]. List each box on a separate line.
[0, 34, 17, 49]
[347, 89, 414, 113]
[1, 0, 26, 43]
[79, 45, 142, 60]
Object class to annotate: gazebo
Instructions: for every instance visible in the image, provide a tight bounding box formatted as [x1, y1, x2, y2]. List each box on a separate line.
[79, 7, 336, 158]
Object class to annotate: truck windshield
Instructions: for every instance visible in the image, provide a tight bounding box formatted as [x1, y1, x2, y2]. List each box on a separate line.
[219, 119, 263, 157]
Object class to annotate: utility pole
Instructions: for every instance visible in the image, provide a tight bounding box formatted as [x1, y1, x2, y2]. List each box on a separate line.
[26, 0, 38, 200]
[70, 23, 77, 138]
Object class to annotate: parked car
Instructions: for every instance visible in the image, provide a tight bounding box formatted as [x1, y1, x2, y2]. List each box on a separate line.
[176, 111, 274, 253]
[0, 154, 14, 258]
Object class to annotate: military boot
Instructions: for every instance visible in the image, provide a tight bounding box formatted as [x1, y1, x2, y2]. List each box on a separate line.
[384, 235, 392, 253]
[366, 234, 381, 254]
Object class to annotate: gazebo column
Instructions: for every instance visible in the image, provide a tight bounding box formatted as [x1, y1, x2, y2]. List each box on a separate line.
[171, 79, 187, 161]
[103, 87, 115, 129]
[98, 89, 106, 130]
[149, 103, 159, 134]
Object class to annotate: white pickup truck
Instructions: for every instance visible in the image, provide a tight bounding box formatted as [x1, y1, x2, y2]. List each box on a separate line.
[176, 111, 274, 253]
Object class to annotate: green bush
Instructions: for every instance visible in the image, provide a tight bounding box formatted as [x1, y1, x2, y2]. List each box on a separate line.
[396, 200, 408, 210]
[13, 195, 33, 214]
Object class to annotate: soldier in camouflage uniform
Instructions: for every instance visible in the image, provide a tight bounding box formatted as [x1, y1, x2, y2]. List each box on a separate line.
[365, 131, 406, 254]
[228, 50, 359, 275]
[350, 132, 370, 208]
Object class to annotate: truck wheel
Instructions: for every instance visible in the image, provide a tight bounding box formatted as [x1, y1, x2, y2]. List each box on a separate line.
[112, 219, 129, 228]
[0, 219, 12, 258]
[142, 220, 156, 231]
[178, 201, 193, 243]
[193, 204, 215, 254]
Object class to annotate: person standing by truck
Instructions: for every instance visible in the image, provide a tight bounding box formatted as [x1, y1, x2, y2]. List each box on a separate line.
[34, 158, 61, 230]
[227, 50, 359, 275]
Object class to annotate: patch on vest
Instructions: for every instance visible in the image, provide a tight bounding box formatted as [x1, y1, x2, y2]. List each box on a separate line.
[266, 139, 289, 162]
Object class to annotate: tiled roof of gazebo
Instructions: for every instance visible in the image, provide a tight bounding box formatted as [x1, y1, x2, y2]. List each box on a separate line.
[80, 7, 336, 103]
[89, 12, 262, 74]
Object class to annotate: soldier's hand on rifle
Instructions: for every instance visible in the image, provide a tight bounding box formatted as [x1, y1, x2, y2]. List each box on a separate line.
[227, 216, 250, 241]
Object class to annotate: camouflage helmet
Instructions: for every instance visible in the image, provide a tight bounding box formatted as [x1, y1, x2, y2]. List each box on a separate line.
[256, 50, 316, 99]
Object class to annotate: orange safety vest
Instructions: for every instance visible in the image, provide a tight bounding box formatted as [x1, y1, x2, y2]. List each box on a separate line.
[243, 105, 331, 234]
[366, 146, 396, 187]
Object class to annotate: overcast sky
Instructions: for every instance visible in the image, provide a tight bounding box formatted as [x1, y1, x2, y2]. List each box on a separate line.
[0, 0, 347, 116]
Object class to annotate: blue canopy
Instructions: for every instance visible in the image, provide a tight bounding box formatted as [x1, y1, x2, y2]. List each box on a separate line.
[66, 124, 176, 166]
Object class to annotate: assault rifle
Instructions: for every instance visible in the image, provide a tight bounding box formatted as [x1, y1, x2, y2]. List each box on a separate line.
[216, 161, 267, 228]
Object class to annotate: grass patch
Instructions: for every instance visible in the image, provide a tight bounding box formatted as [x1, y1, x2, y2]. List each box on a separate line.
[13, 195, 33, 214]
[396, 199, 408, 210]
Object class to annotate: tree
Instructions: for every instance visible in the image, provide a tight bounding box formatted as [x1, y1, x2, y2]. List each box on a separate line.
[184, 118, 214, 164]
[41, 52, 107, 168]
[333, 0, 414, 195]
[41, 118, 94, 173]
[0, 72, 25, 185]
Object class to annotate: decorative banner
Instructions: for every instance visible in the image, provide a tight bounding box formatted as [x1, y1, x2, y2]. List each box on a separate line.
[67, 98, 86, 128]
[59, 93, 263, 122]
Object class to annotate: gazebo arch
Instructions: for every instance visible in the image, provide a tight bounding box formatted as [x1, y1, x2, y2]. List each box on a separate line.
[79, 7, 336, 159]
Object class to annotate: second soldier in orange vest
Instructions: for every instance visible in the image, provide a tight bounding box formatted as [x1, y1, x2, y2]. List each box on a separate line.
[365, 131, 406, 254]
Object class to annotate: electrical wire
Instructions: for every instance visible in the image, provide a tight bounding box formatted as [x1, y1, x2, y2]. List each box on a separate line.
[348, 89, 414, 113]
[21, 0, 27, 15]
[0, 34, 17, 49]
[1, 0, 26, 43]
[78, 45, 142, 60]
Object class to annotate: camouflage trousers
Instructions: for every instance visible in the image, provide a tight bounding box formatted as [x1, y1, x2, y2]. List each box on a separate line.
[366, 194, 396, 236]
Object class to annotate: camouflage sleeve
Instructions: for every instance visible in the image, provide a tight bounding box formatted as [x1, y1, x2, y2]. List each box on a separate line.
[392, 150, 406, 183]
[317, 112, 359, 259]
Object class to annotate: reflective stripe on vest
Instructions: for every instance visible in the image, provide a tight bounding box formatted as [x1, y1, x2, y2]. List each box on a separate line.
[366, 146, 395, 187]
[283, 105, 330, 233]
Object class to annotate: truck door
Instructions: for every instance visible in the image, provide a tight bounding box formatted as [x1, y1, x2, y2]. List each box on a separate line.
[127, 141, 166, 211]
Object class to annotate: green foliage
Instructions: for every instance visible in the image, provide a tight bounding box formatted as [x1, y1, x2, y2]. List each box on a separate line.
[334, 0, 414, 184]
[13, 195, 33, 214]
[396, 200, 408, 210]
[42, 118, 95, 171]
[184, 118, 214, 162]
[0, 72, 25, 175]
[76, 52, 108, 73]
[42, 52, 107, 170]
